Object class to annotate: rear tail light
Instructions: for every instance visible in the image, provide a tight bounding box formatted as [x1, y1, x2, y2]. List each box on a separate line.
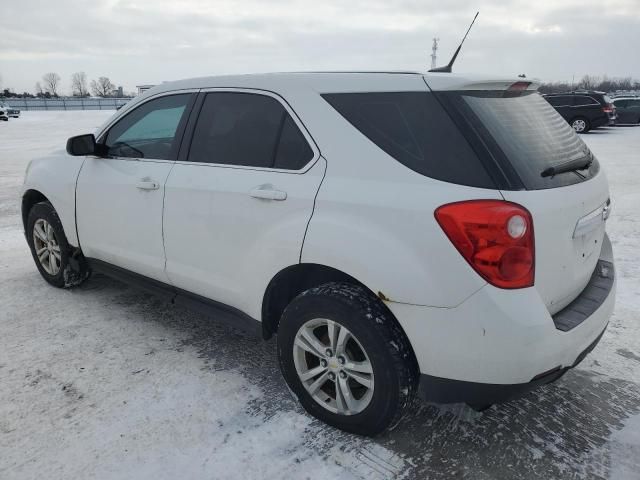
[508, 81, 531, 91]
[602, 104, 614, 113]
[435, 200, 535, 289]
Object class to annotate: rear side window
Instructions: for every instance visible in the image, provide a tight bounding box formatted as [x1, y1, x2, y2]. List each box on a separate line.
[322, 92, 495, 188]
[188, 92, 313, 169]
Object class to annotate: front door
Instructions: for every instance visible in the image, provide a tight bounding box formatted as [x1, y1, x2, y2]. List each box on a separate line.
[76, 93, 195, 282]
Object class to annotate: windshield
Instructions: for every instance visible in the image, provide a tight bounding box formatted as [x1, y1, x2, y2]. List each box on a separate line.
[438, 91, 599, 190]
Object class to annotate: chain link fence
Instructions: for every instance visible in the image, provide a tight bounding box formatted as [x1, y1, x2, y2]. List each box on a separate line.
[2, 97, 132, 111]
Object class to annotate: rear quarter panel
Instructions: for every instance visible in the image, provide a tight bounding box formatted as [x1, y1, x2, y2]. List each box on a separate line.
[296, 88, 502, 307]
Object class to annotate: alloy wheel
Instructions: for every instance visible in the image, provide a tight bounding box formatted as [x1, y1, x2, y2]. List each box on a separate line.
[33, 218, 61, 275]
[293, 318, 374, 415]
[572, 119, 587, 132]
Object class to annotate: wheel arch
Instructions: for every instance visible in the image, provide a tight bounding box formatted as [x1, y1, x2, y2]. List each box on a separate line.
[22, 189, 50, 232]
[261, 263, 419, 370]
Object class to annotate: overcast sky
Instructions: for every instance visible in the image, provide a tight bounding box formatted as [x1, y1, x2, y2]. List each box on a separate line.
[1, 0, 639, 94]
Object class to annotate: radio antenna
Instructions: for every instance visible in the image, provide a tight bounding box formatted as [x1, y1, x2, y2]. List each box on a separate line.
[429, 12, 479, 73]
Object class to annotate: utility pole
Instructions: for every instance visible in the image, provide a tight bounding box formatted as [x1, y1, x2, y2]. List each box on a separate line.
[430, 38, 440, 70]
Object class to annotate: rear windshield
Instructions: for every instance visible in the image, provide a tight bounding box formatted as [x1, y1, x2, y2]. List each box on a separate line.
[437, 91, 599, 190]
[321, 92, 495, 189]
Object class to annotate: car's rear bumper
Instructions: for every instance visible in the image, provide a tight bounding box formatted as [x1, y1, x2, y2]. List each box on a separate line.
[416, 324, 606, 406]
[387, 234, 616, 401]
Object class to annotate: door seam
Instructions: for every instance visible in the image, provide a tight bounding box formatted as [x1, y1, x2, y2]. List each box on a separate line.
[299, 156, 327, 263]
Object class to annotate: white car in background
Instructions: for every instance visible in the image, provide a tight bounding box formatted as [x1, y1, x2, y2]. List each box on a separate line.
[21, 72, 616, 435]
[0, 101, 20, 119]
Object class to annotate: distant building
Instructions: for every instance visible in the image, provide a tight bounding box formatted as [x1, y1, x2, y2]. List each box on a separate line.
[136, 84, 156, 95]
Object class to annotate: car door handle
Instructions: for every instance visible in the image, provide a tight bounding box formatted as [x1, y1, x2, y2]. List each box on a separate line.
[249, 185, 287, 201]
[136, 180, 160, 190]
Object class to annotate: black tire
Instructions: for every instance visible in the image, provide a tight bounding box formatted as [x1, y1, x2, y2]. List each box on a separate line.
[570, 117, 590, 133]
[277, 282, 419, 436]
[26, 201, 90, 288]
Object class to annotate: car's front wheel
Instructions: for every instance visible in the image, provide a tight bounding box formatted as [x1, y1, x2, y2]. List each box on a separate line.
[27, 201, 90, 288]
[277, 282, 418, 436]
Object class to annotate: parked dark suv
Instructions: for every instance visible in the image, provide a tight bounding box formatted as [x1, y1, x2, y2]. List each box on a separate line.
[612, 97, 640, 125]
[544, 91, 616, 133]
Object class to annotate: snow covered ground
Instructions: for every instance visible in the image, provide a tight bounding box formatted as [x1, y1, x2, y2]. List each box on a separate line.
[1, 112, 639, 480]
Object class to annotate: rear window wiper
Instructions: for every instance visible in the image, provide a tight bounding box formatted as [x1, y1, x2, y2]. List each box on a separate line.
[541, 156, 593, 178]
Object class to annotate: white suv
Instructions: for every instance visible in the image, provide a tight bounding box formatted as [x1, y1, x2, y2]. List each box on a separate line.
[22, 72, 616, 435]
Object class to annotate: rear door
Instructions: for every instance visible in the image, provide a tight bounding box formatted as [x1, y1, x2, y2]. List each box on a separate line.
[76, 92, 195, 281]
[545, 95, 574, 121]
[613, 99, 631, 123]
[574, 95, 607, 126]
[435, 88, 610, 313]
[163, 90, 324, 317]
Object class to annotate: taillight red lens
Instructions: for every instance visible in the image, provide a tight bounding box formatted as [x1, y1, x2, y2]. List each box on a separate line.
[435, 200, 535, 289]
[508, 81, 531, 91]
[603, 105, 613, 113]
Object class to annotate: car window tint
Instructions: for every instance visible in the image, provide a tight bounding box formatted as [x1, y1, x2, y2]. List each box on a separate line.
[274, 114, 314, 170]
[189, 92, 313, 169]
[546, 96, 571, 107]
[455, 91, 597, 190]
[104, 94, 191, 160]
[574, 96, 597, 106]
[322, 92, 495, 188]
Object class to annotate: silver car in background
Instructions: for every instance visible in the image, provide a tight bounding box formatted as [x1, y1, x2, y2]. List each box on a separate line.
[0, 101, 20, 119]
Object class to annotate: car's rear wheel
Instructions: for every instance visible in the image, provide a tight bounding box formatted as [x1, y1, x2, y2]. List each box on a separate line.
[571, 117, 590, 133]
[27, 201, 90, 288]
[277, 282, 418, 436]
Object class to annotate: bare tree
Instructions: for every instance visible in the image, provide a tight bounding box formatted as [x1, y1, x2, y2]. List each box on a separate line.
[91, 76, 115, 97]
[579, 75, 601, 91]
[35, 82, 44, 96]
[71, 71, 89, 97]
[42, 72, 61, 96]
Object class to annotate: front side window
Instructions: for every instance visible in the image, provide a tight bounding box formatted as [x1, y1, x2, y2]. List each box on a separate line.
[104, 94, 191, 160]
[188, 92, 313, 169]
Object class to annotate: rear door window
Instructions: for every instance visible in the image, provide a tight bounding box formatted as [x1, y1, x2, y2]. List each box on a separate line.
[574, 96, 598, 106]
[188, 92, 313, 169]
[546, 95, 574, 107]
[322, 92, 495, 188]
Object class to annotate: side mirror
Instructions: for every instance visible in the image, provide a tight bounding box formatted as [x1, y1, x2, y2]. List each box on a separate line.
[66, 134, 98, 156]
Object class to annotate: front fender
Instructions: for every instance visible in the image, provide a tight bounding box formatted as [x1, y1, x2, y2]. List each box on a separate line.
[22, 152, 84, 247]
